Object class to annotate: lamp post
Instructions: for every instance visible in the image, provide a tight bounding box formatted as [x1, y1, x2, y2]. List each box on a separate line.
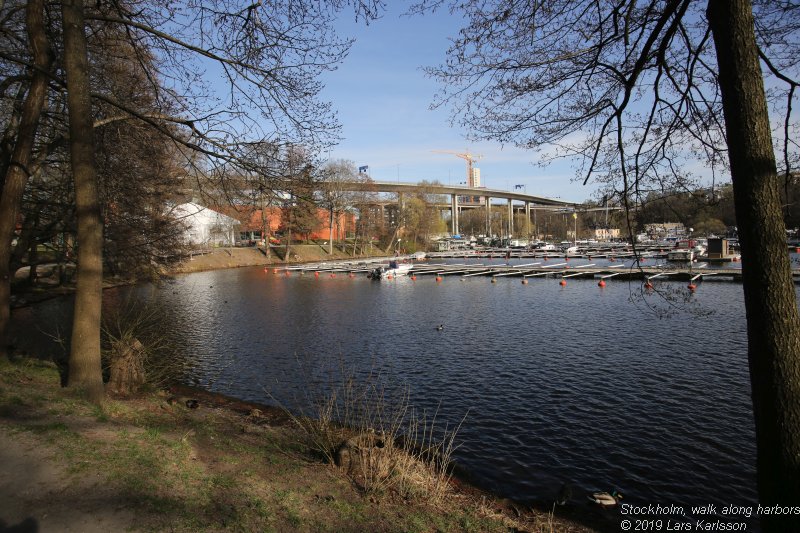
[573, 212, 578, 246]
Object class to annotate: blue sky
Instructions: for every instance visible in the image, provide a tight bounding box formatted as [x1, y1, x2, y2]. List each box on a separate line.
[320, 4, 594, 203]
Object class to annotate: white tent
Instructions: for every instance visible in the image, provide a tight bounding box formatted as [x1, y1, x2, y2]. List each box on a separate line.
[173, 202, 239, 247]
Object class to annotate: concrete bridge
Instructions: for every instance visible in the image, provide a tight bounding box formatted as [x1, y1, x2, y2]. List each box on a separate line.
[340, 180, 582, 236]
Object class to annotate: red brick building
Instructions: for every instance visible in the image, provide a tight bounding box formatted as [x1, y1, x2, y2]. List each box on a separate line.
[231, 206, 355, 243]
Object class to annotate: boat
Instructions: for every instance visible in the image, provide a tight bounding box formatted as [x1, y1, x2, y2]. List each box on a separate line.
[667, 248, 695, 262]
[667, 239, 706, 262]
[366, 260, 414, 279]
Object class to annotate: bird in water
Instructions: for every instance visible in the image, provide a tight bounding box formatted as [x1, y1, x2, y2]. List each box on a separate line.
[588, 490, 623, 506]
[435, 324, 444, 331]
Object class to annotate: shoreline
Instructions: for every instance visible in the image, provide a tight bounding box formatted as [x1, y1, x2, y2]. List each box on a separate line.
[10, 244, 386, 309]
[0, 357, 601, 532]
[7, 249, 614, 531]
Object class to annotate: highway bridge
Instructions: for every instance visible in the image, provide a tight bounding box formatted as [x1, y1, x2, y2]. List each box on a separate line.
[339, 180, 597, 236]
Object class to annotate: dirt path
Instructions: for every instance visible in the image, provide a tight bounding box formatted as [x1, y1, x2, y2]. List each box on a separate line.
[0, 428, 138, 533]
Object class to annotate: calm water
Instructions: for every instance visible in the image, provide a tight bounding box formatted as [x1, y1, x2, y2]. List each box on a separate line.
[13, 259, 779, 530]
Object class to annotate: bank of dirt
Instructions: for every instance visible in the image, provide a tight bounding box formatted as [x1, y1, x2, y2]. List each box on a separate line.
[0, 357, 599, 532]
[10, 245, 382, 308]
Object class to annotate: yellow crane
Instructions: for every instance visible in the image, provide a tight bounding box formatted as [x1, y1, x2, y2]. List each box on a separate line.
[431, 150, 483, 187]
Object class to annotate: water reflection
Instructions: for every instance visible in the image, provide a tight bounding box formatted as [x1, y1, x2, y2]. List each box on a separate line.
[11, 265, 768, 528]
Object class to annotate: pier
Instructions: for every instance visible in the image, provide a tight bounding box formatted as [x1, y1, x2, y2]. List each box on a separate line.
[266, 256, 800, 284]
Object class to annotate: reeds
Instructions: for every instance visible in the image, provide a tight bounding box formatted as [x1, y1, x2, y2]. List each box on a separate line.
[277, 367, 466, 504]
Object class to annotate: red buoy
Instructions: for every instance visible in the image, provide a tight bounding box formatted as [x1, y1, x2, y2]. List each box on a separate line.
[598, 279, 606, 288]
[559, 279, 567, 287]
[688, 283, 697, 292]
[436, 276, 443, 282]
[314, 271, 319, 277]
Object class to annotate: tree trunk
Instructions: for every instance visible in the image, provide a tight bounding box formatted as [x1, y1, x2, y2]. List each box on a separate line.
[62, 0, 105, 403]
[284, 201, 292, 261]
[261, 205, 270, 260]
[328, 208, 334, 255]
[0, 0, 51, 359]
[708, 0, 800, 527]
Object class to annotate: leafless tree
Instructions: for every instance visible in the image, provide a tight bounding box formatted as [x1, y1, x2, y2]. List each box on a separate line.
[0, 0, 384, 400]
[414, 0, 800, 522]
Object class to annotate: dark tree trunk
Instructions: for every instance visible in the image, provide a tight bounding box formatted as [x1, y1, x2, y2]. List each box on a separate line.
[0, 0, 51, 359]
[62, 0, 105, 402]
[708, 0, 800, 528]
[328, 208, 334, 255]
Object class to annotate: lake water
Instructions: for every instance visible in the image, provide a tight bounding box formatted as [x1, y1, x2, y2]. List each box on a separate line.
[13, 258, 781, 530]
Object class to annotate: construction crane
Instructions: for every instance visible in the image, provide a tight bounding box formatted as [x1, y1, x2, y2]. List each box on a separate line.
[431, 150, 483, 188]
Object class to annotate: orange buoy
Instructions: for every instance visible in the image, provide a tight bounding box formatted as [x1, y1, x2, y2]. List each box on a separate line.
[348, 273, 355, 278]
[284, 270, 290, 276]
[732, 256, 739, 262]
[435, 276, 443, 282]
[273, 268, 279, 274]
[314, 271, 319, 277]
[559, 279, 567, 287]
[644, 281, 653, 290]
[521, 279, 528, 285]
[688, 283, 697, 292]
[598, 279, 606, 288]
[263, 267, 268, 272]
[387, 274, 393, 280]
[796, 247, 800, 253]
[330, 273, 336, 278]
[410, 275, 417, 281]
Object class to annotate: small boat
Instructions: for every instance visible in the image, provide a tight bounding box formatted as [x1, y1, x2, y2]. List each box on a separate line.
[667, 248, 694, 262]
[367, 260, 414, 279]
[667, 239, 705, 262]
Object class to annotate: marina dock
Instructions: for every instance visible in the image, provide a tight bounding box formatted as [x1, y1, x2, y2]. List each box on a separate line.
[268, 256, 800, 284]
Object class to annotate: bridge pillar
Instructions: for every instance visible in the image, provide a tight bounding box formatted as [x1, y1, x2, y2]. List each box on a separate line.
[525, 202, 531, 237]
[485, 195, 491, 237]
[507, 199, 513, 238]
[450, 193, 459, 236]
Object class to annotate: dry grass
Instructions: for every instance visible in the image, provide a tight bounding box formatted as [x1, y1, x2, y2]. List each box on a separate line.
[279, 369, 467, 504]
[0, 356, 601, 532]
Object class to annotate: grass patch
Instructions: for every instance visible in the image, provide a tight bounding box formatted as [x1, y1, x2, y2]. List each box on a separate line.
[0, 356, 595, 533]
